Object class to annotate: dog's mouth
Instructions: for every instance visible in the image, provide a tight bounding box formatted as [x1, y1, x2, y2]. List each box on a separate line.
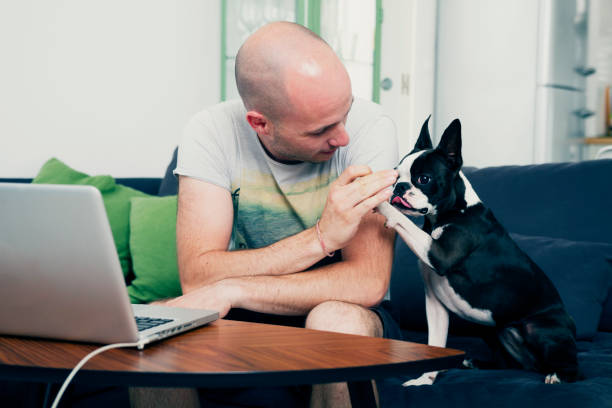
[391, 195, 428, 215]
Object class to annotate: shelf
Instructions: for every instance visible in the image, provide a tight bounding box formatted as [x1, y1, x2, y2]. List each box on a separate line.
[581, 137, 612, 145]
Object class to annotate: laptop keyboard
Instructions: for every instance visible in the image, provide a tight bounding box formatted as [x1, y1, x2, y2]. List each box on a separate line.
[135, 316, 174, 332]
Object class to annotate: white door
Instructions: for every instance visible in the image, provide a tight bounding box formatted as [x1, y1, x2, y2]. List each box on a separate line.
[379, 0, 436, 158]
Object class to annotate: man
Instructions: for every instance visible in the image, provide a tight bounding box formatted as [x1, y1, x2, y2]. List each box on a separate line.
[168, 22, 399, 407]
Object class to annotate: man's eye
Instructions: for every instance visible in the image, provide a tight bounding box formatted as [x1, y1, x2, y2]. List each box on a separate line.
[417, 175, 430, 185]
[309, 127, 328, 136]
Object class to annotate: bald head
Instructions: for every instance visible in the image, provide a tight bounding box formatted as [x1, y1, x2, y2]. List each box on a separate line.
[235, 22, 350, 121]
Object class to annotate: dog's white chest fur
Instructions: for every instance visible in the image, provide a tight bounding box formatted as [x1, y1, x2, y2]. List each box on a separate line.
[420, 262, 495, 326]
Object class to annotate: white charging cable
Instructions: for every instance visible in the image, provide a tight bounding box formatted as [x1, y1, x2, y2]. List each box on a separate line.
[50, 341, 142, 408]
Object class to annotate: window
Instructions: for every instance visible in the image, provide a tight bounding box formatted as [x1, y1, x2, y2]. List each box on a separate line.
[221, 0, 382, 102]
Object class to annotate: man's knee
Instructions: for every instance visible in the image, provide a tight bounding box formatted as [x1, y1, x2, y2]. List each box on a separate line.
[305, 300, 383, 338]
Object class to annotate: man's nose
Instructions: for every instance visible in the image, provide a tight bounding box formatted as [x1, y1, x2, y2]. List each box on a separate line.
[328, 123, 349, 147]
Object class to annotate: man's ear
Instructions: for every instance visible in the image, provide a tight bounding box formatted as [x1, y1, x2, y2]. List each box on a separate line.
[410, 115, 433, 154]
[245, 111, 271, 136]
[436, 119, 463, 171]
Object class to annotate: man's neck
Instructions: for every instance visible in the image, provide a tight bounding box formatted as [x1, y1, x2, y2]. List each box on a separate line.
[256, 134, 303, 165]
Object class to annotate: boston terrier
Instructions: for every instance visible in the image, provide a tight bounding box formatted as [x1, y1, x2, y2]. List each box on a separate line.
[376, 117, 578, 386]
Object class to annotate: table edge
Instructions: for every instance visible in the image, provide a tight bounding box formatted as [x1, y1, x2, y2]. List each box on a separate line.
[0, 353, 465, 388]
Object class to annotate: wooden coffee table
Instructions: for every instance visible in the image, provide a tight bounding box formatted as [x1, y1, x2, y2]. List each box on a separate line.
[0, 319, 464, 407]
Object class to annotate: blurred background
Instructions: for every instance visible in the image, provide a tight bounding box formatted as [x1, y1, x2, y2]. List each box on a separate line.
[1, 0, 611, 177]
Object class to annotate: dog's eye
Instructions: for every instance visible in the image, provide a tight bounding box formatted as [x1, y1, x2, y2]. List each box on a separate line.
[417, 175, 431, 185]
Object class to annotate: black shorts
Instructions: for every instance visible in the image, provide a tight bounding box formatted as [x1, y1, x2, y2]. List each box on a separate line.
[225, 301, 401, 334]
[371, 300, 404, 341]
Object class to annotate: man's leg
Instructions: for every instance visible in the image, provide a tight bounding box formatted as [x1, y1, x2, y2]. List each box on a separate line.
[306, 300, 383, 408]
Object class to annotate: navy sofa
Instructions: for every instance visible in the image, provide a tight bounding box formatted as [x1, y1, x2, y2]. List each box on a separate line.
[2, 156, 611, 408]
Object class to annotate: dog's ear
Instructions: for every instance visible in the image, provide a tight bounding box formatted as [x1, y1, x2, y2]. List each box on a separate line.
[436, 119, 463, 171]
[410, 115, 433, 153]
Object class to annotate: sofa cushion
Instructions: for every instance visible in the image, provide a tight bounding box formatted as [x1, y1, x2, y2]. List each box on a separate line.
[462, 160, 612, 245]
[158, 147, 178, 196]
[32, 158, 149, 279]
[378, 332, 612, 408]
[379, 365, 612, 408]
[127, 195, 182, 303]
[391, 233, 612, 340]
[511, 234, 612, 339]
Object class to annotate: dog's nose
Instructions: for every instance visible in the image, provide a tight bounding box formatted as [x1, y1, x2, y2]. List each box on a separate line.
[393, 182, 411, 197]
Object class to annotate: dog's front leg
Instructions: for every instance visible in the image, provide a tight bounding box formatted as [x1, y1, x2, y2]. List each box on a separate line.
[403, 276, 449, 386]
[376, 202, 448, 385]
[376, 202, 434, 269]
[422, 267, 450, 349]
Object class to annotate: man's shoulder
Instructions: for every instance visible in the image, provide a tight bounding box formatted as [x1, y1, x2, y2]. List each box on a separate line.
[186, 99, 251, 144]
[191, 99, 246, 122]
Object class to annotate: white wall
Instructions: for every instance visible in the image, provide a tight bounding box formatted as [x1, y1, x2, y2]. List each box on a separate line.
[0, 0, 220, 178]
[434, 0, 540, 167]
[10, 1, 601, 177]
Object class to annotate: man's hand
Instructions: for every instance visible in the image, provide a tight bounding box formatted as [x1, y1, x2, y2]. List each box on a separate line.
[161, 280, 240, 319]
[317, 165, 397, 253]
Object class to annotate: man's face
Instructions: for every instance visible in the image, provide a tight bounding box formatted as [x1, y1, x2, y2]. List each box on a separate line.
[267, 93, 353, 163]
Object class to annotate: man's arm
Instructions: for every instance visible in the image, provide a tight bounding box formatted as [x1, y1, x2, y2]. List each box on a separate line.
[225, 210, 396, 315]
[176, 175, 326, 292]
[170, 166, 396, 316]
[172, 206, 395, 317]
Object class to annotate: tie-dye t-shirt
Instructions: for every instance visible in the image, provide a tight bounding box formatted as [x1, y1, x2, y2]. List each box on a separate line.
[175, 98, 398, 251]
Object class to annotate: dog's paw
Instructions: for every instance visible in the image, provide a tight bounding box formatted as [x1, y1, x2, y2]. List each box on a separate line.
[383, 213, 404, 230]
[545, 373, 561, 384]
[384, 219, 399, 229]
[402, 372, 437, 387]
[376, 202, 401, 226]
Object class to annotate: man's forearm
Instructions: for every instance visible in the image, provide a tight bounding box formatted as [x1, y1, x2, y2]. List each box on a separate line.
[222, 214, 395, 315]
[223, 254, 391, 316]
[179, 225, 331, 293]
[170, 212, 395, 317]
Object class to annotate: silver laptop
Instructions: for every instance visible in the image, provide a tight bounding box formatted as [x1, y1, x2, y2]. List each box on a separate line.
[0, 182, 218, 349]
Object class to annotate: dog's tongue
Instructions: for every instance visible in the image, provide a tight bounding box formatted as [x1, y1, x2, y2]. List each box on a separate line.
[392, 196, 413, 208]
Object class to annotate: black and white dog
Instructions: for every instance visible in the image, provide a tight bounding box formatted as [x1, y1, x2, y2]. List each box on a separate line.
[377, 117, 578, 385]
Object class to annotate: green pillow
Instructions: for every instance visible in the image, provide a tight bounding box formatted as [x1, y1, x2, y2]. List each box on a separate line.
[32, 158, 149, 278]
[127, 195, 182, 303]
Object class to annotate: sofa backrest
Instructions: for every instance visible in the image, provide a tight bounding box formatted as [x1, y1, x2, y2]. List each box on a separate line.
[462, 160, 612, 245]
[0, 178, 162, 196]
[391, 159, 612, 334]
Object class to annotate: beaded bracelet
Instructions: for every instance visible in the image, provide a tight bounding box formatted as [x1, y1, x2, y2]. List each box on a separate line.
[315, 219, 335, 258]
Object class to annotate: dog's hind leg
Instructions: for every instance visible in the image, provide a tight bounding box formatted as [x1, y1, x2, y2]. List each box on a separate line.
[497, 326, 538, 371]
[468, 327, 523, 370]
[521, 322, 579, 383]
[499, 321, 579, 383]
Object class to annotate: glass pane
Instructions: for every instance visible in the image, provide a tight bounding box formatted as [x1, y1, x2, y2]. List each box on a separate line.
[226, 0, 296, 58]
[225, 0, 296, 100]
[320, 0, 377, 100]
